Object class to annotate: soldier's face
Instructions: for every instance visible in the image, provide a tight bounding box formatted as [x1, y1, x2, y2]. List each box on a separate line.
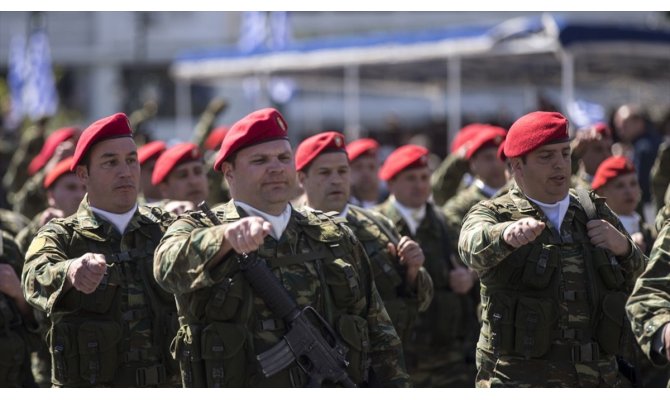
[581, 136, 613, 175]
[298, 152, 351, 213]
[47, 173, 86, 217]
[387, 166, 431, 208]
[596, 173, 641, 216]
[469, 147, 507, 189]
[140, 158, 163, 201]
[349, 155, 380, 202]
[223, 140, 297, 215]
[160, 161, 209, 204]
[512, 142, 571, 204]
[76, 137, 140, 213]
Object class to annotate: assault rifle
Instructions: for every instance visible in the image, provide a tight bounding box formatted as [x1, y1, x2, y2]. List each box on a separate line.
[198, 201, 356, 388]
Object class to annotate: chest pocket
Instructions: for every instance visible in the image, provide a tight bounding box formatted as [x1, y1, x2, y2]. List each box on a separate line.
[520, 243, 559, 290]
[356, 229, 403, 299]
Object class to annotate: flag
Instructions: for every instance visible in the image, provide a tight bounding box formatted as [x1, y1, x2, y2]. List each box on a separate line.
[567, 99, 605, 129]
[23, 29, 59, 120]
[238, 11, 267, 53]
[269, 11, 290, 50]
[6, 35, 27, 129]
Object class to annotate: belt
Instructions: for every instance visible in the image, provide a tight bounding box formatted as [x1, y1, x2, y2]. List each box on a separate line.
[545, 342, 601, 362]
[116, 364, 167, 387]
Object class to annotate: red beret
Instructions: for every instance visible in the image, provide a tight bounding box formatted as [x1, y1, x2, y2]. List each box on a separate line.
[28, 127, 79, 176]
[450, 123, 487, 154]
[137, 141, 167, 165]
[295, 131, 347, 171]
[71, 113, 133, 171]
[592, 122, 612, 138]
[205, 125, 229, 151]
[497, 139, 507, 162]
[592, 156, 636, 191]
[151, 142, 203, 185]
[379, 144, 430, 181]
[465, 126, 507, 160]
[504, 111, 569, 158]
[213, 108, 288, 171]
[44, 156, 75, 189]
[346, 138, 379, 162]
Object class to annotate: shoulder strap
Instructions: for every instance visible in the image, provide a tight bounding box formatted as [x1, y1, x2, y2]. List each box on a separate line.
[353, 207, 400, 245]
[575, 188, 597, 220]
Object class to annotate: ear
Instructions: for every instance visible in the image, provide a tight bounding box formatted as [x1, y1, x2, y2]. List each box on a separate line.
[222, 162, 234, 185]
[46, 190, 56, 207]
[75, 165, 89, 184]
[510, 157, 523, 176]
[297, 170, 307, 186]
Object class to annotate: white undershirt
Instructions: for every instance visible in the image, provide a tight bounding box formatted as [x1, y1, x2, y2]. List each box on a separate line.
[617, 213, 641, 235]
[526, 194, 570, 230]
[90, 204, 138, 234]
[390, 195, 426, 236]
[473, 178, 500, 198]
[235, 201, 291, 240]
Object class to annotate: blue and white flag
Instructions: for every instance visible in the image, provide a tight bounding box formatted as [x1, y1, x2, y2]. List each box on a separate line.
[567, 99, 605, 129]
[238, 11, 267, 53]
[6, 35, 27, 129]
[269, 11, 290, 50]
[23, 29, 58, 120]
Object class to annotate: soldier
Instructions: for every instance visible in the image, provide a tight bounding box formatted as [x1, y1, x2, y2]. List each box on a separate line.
[203, 125, 231, 206]
[592, 156, 654, 255]
[346, 138, 383, 209]
[151, 142, 209, 207]
[0, 208, 29, 239]
[431, 123, 486, 207]
[626, 205, 670, 387]
[295, 131, 433, 350]
[21, 112, 180, 387]
[443, 125, 507, 253]
[153, 108, 409, 388]
[375, 144, 478, 387]
[650, 137, 670, 213]
[570, 122, 613, 190]
[458, 111, 646, 387]
[12, 126, 79, 220]
[16, 156, 87, 253]
[137, 140, 167, 205]
[0, 230, 37, 387]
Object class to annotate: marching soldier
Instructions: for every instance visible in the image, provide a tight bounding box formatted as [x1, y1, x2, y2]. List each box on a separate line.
[21, 112, 180, 387]
[295, 131, 433, 350]
[153, 108, 409, 387]
[459, 111, 646, 387]
[151, 142, 209, 206]
[137, 140, 167, 205]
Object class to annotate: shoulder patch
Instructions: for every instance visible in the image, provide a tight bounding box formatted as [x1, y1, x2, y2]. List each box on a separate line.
[26, 236, 48, 258]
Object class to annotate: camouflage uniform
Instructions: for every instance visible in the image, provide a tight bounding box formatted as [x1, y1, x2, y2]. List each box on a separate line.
[11, 170, 48, 220]
[376, 199, 478, 387]
[442, 184, 489, 253]
[14, 212, 53, 387]
[626, 211, 670, 387]
[0, 208, 30, 239]
[459, 184, 646, 387]
[0, 230, 38, 387]
[2, 122, 47, 201]
[345, 205, 433, 347]
[153, 200, 409, 387]
[430, 153, 469, 207]
[21, 196, 180, 387]
[651, 141, 670, 212]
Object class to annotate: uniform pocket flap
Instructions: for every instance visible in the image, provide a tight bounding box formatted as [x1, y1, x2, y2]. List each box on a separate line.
[201, 322, 247, 360]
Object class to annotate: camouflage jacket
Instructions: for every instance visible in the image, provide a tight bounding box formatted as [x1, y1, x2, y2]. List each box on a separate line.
[344, 205, 433, 344]
[153, 200, 409, 388]
[626, 217, 670, 366]
[11, 169, 48, 220]
[430, 153, 469, 207]
[0, 208, 30, 239]
[442, 183, 488, 254]
[651, 141, 670, 212]
[21, 196, 180, 387]
[0, 230, 36, 387]
[375, 199, 478, 351]
[459, 184, 646, 377]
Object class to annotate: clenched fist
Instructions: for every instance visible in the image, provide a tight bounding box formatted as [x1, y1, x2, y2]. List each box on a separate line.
[503, 217, 546, 248]
[66, 253, 107, 294]
[586, 219, 631, 256]
[387, 236, 424, 286]
[223, 216, 272, 254]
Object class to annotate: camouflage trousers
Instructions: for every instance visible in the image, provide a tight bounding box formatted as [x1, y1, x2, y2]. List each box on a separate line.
[405, 342, 477, 388]
[475, 348, 632, 388]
